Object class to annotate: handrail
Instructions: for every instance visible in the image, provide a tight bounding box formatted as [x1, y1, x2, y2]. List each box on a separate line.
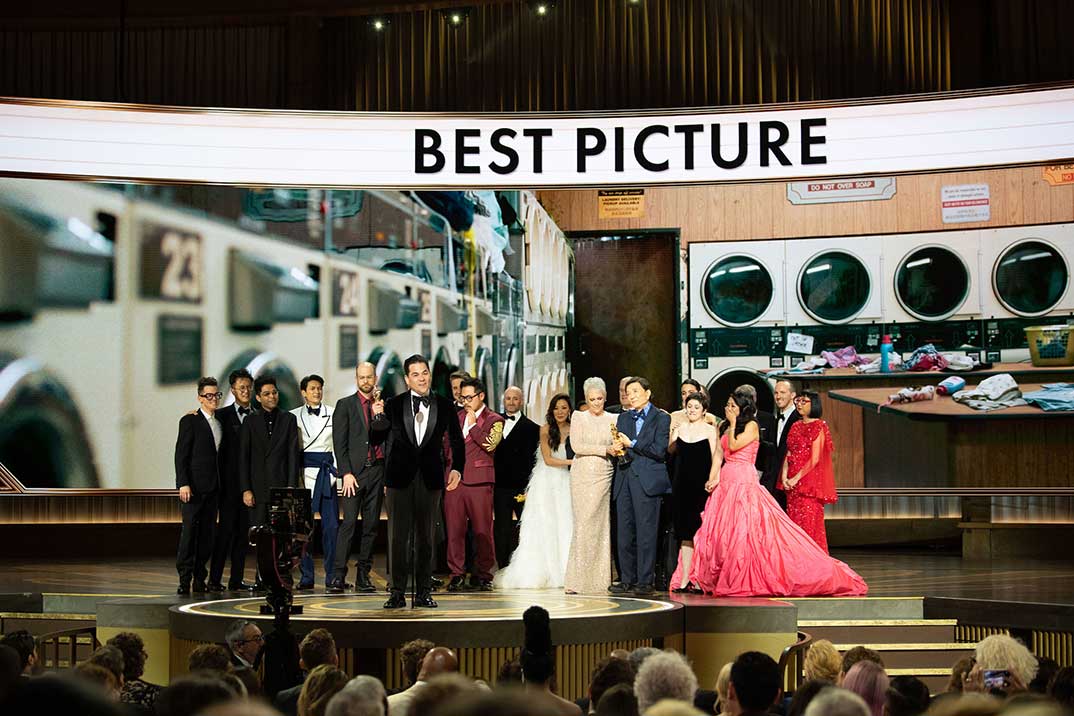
[36, 625, 100, 671]
[779, 630, 812, 693]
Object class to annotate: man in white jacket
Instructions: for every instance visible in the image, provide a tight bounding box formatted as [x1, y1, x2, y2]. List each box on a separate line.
[291, 374, 336, 589]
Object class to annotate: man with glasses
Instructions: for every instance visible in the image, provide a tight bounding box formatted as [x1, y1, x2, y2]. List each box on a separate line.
[445, 378, 504, 592]
[174, 377, 224, 596]
[225, 619, 264, 669]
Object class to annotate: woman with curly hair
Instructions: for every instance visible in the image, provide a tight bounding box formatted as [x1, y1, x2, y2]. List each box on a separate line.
[108, 632, 162, 715]
[298, 664, 349, 716]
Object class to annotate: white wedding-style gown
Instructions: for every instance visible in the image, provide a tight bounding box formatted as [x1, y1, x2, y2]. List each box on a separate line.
[494, 440, 574, 589]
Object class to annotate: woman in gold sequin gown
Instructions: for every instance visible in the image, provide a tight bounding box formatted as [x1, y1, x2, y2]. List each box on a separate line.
[564, 377, 619, 594]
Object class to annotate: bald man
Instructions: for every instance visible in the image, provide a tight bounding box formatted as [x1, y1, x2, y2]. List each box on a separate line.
[329, 362, 386, 594]
[492, 386, 540, 568]
[388, 647, 459, 716]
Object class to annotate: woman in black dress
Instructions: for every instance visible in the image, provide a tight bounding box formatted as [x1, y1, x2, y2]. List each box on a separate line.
[667, 391, 721, 593]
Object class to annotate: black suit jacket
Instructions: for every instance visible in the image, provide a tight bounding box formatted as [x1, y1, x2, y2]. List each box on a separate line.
[371, 393, 465, 490]
[493, 414, 540, 491]
[766, 408, 802, 487]
[333, 393, 379, 486]
[238, 409, 302, 503]
[216, 404, 256, 501]
[174, 412, 222, 494]
[754, 410, 777, 476]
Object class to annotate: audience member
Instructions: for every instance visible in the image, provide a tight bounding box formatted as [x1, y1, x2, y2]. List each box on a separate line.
[843, 661, 889, 716]
[218, 670, 250, 698]
[277, 629, 340, 716]
[787, 680, 829, 716]
[497, 658, 523, 687]
[299, 664, 350, 716]
[72, 662, 121, 701]
[189, 643, 234, 674]
[596, 682, 639, 716]
[399, 640, 435, 690]
[519, 606, 583, 716]
[407, 673, 479, 716]
[107, 631, 161, 714]
[226, 620, 264, 669]
[804, 688, 871, 716]
[326, 675, 388, 716]
[0, 644, 22, 703]
[1029, 657, 1059, 694]
[885, 676, 930, 716]
[645, 700, 706, 716]
[945, 657, 974, 694]
[3, 672, 127, 716]
[200, 702, 282, 716]
[726, 651, 781, 716]
[634, 652, 698, 714]
[805, 640, 842, 684]
[840, 647, 885, 685]
[155, 674, 237, 716]
[923, 693, 1001, 716]
[629, 648, 661, 675]
[0, 630, 38, 676]
[232, 666, 263, 698]
[389, 646, 458, 716]
[87, 645, 125, 688]
[433, 687, 553, 716]
[1048, 666, 1074, 710]
[713, 663, 732, 716]
[583, 657, 636, 714]
[968, 635, 1037, 696]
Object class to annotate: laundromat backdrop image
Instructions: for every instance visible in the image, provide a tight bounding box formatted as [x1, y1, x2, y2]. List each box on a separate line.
[0, 179, 572, 489]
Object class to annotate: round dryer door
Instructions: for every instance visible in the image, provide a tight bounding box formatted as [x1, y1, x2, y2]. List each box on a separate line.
[993, 240, 1069, 317]
[474, 346, 496, 399]
[368, 347, 408, 398]
[222, 350, 301, 411]
[895, 246, 971, 321]
[432, 347, 456, 400]
[702, 255, 774, 327]
[706, 368, 775, 417]
[798, 250, 872, 324]
[0, 354, 99, 488]
[501, 343, 521, 396]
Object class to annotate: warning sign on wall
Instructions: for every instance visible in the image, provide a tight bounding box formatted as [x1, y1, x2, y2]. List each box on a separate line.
[1043, 164, 1074, 186]
[598, 189, 645, 219]
[941, 183, 990, 224]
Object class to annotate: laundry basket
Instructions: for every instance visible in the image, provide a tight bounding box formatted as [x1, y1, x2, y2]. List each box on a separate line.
[1025, 324, 1074, 367]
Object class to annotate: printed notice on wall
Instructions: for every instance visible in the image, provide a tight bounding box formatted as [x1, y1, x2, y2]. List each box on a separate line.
[598, 189, 645, 219]
[1043, 164, 1074, 186]
[786, 177, 896, 204]
[941, 183, 990, 223]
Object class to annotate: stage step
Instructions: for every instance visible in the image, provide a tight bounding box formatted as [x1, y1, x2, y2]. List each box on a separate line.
[887, 668, 953, 693]
[801, 619, 957, 644]
[785, 597, 924, 621]
[832, 642, 974, 670]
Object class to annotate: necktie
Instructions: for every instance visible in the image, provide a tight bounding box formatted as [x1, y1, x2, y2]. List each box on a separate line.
[412, 395, 429, 413]
[505, 414, 517, 421]
[238, 407, 251, 416]
[364, 398, 375, 463]
[307, 406, 320, 416]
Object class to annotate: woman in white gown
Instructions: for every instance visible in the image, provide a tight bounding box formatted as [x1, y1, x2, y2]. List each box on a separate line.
[495, 393, 574, 589]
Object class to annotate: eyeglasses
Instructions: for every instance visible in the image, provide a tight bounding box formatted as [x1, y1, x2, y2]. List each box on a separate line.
[237, 634, 264, 645]
[459, 394, 478, 401]
[199, 392, 223, 400]
[794, 397, 812, 405]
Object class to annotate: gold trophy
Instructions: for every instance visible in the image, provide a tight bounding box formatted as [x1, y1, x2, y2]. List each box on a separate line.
[373, 387, 382, 402]
[610, 424, 632, 467]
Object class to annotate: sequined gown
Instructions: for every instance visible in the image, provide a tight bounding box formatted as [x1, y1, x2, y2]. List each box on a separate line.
[563, 409, 617, 593]
[783, 419, 837, 553]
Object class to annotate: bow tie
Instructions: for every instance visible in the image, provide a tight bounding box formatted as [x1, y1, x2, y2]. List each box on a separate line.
[777, 413, 785, 422]
[505, 414, 517, 421]
[412, 395, 430, 413]
[630, 409, 645, 420]
[238, 407, 251, 416]
[307, 406, 321, 416]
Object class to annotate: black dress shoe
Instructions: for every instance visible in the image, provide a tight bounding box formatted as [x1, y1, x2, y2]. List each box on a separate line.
[447, 576, 466, 592]
[177, 584, 191, 596]
[229, 581, 256, 591]
[326, 580, 346, 595]
[383, 591, 406, 609]
[633, 584, 655, 597]
[192, 580, 207, 593]
[412, 592, 438, 608]
[430, 575, 444, 589]
[295, 581, 314, 591]
[206, 582, 225, 593]
[476, 579, 494, 592]
[356, 572, 376, 593]
[608, 582, 632, 595]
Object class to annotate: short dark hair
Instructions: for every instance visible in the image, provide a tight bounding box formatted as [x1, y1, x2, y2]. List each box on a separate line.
[1050, 666, 1074, 709]
[730, 651, 781, 712]
[228, 368, 254, 386]
[400, 639, 435, 686]
[681, 379, 702, 392]
[87, 645, 125, 684]
[596, 682, 638, 716]
[886, 675, 931, 716]
[626, 377, 651, 392]
[449, 371, 471, 383]
[73, 662, 119, 693]
[800, 390, 823, 419]
[0, 630, 36, 669]
[787, 679, 829, 716]
[589, 657, 636, 710]
[197, 377, 219, 394]
[684, 391, 709, 412]
[1030, 656, 1059, 694]
[460, 377, 485, 396]
[404, 354, 430, 375]
[842, 646, 885, 674]
[300, 374, 325, 392]
[106, 631, 147, 681]
[188, 643, 232, 673]
[775, 378, 798, 394]
[497, 658, 523, 686]
[299, 628, 337, 670]
[254, 375, 277, 395]
[155, 674, 235, 716]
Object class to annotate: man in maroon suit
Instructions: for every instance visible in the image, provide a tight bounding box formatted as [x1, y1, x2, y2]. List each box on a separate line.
[445, 377, 504, 592]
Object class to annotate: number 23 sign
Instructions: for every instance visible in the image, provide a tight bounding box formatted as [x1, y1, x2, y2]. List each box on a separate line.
[140, 224, 202, 303]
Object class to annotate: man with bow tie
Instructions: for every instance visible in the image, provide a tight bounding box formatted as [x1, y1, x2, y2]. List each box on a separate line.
[291, 374, 337, 590]
[608, 377, 671, 597]
[371, 354, 465, 609]
[492, 386, 540, 568]
[764, 379, 800, 511]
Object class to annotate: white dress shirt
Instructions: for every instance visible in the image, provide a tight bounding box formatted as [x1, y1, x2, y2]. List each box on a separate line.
[200, 409, 222, 450]
[462, 405, 485, 438]
[502, 411, 521, 439]
[291, 403, 334, 491]
[776, 404, 796, 445]
[411, 391, 431, 444]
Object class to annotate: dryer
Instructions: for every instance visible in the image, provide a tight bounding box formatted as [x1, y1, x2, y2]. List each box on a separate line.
[688, 241, 787, 414]
[979, 223, 1074, 362]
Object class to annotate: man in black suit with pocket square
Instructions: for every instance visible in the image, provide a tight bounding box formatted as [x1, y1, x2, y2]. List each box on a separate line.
[492, 385, 540, 568]
[764, 379, 800, 511]
[175, 376, 225, 595]
[371, 354, 465, 609]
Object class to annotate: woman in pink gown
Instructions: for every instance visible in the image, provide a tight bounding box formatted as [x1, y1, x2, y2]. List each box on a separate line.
[781, 391, 838, 553]
[672, 387, 867, 597]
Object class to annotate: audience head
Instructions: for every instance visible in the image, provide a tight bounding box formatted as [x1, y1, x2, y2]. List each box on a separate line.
[597, 682, 639, 716]
[226, 620, 263, 666]
[0, 629, 38, 675]
[497, 658, 523, 687]
[0, 644, 21, 702]
[155, 674, 236, 716]
[408, 673, 479, 716]
[841, 647, 885, 684]
[589, 656, 636, 712]
[72, 662, 121, 701]
[298, 664, 350, 716]
[231, 666, 261, 698]
[1049, 666, 1074, 709]
[634, 651, 698, 713]
[417, 646, 459, 681]
[400, 639, 435, 686]
[629, 647, 661, 674]
[974, 634, 1037, 688]
[432, 686, 552, 716]
[728, 651, 781, 715]
[87, 645, 125, 687]
[804, 640, 842, 684]
[300, 629, 339, 671]
[645, 700, 706, 716]
[105, 631, 148, 683]
[520, 606, 555, 685]
[199, 703, 282, 716]
[714, 662, 733, 713]
[188, 643, 232, 674]
[924, 692, 1001, 716]
[843, 660, 889, 716]
[1029, 656, 1058, 694]
[804, 688, 871, 716]
[884, 676, 930, 716]
[946, 657, 974, 693]
[325, 675, 386, 716]
[787, 680, 830, 716]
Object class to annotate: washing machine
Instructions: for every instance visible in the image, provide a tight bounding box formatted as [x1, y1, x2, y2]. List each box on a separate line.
[784, 236, 884, 359]
[978, 223, 1074, 362]
[880, 229, 985, 356]
[688, 241, 786, 414]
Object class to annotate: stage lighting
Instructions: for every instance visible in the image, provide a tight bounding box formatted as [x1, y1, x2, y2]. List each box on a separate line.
[529, 1, 555, 16]
[370, 17, 389, 31]
[442, 8, 469, 27]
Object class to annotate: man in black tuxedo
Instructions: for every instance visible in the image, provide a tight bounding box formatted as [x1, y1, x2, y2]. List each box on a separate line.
[208, 369, 257, 592]
[765, 379, 800, 511]
[738, 384, 778, 501]
[174, 377, 224, 595]
[371, 354, 465, 609]
[328, 361, 386, 594]
[492, 385, 539, 568]
[239, 376, 302, 545]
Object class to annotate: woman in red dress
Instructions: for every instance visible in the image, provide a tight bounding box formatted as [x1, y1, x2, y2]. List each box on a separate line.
[780, 391, 837, 553]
